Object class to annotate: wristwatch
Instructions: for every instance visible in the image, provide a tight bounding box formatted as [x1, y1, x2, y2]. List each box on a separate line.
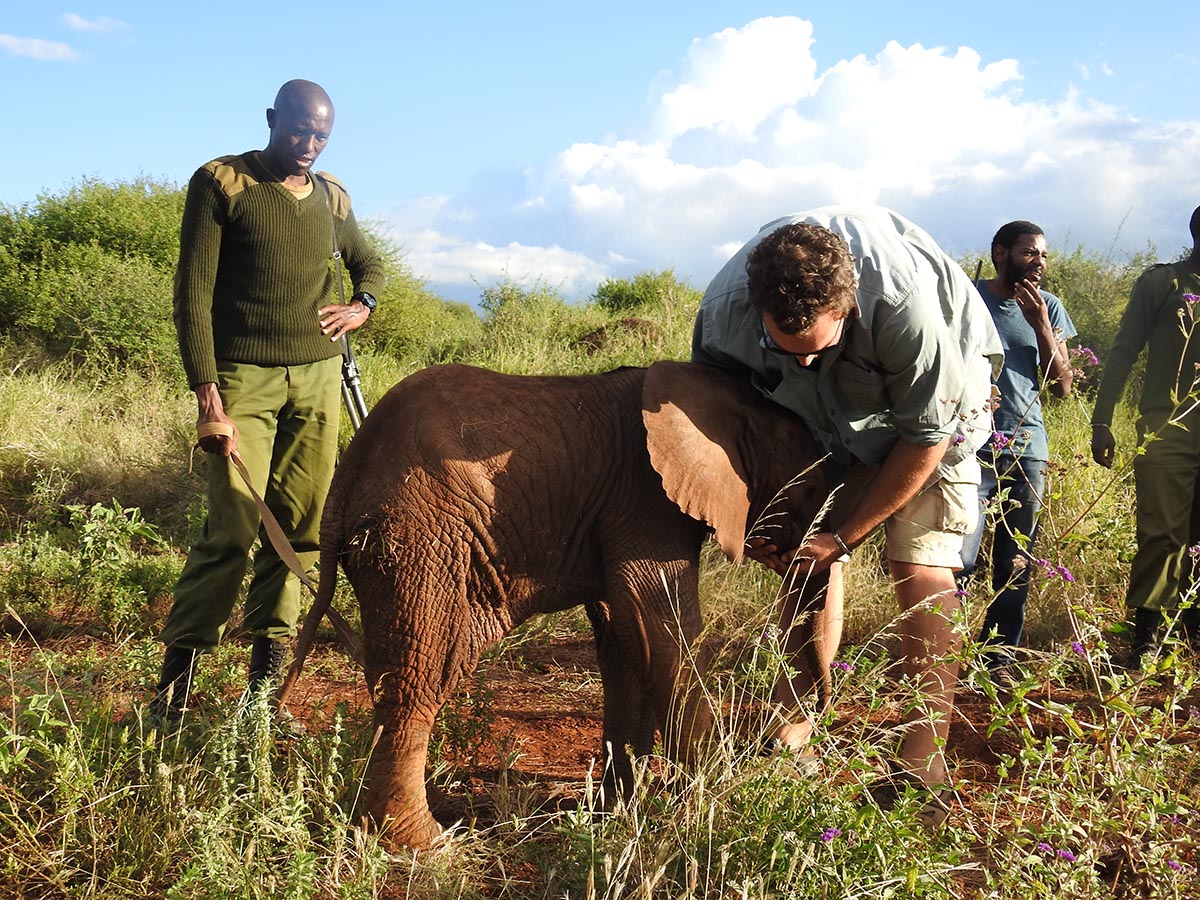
[352, 291, 377, 313]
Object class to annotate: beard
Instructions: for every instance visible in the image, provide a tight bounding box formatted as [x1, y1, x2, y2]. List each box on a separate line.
[1002, 255, 1040, 290]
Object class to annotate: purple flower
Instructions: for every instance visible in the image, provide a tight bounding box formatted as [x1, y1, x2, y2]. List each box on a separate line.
[1184, 293, 1200, 304]
[820, 827, 842, 842]
[1071, 346, 1100, 367]
[1189, 544, 1200, 558]
[1168, 860, 1184, 872]
[1035, 560, 1076, 582]
[954, 588, 970, 598]
[830, 661, 856, 673]
[1071, 641, 1085, 656]
[991, 432, 1011, 451]
[1035, 842, 1077, 862]
[952, 434, 966, 445]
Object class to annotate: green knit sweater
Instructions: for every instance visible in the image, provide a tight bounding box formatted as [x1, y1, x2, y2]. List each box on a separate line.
[173, 151, 386, 387]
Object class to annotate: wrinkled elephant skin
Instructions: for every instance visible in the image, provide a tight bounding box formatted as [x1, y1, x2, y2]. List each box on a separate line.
[294, 361, 853, 849]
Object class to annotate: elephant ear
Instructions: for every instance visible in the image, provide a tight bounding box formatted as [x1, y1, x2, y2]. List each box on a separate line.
[643, 360, 758, 563]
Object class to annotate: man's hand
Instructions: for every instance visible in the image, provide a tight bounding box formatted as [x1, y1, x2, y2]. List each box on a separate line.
[746, 532, 844, 577]
[1013, 279, 1052, 331]
[194, 383, 237, 458]
[1091, 425, 1116, 468]
[318, 299, 370, 341]
[745, 537, 788, 574]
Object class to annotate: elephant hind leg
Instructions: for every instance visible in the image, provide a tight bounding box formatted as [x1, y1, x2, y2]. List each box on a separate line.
[363, 708, 444, 850]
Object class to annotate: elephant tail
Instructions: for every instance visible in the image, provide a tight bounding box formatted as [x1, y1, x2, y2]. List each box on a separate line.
[276, 497, 350, 709]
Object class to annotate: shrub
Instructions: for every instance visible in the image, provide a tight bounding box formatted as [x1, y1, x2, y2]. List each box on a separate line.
[4, 241, 178, 375]
[1041, 243, 1160, 362]
[592, 268, 700, 317]
[0, 176, 185, 269]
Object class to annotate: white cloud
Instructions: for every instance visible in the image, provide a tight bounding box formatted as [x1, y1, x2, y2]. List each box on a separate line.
[60, 13, 132, 35]
[0, 33, 78, 61]
[652, 16, 819, 140]
[386, 226, 609, 300]
[382, 16, 1200, 302]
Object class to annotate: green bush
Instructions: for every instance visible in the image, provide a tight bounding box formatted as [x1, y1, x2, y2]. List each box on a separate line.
[3, 241, 178, 375]
[1041, 244, 1159, 361]
[592, 268, 700, 317]
[359, 274, 482, 366]
[0, 176, 185, 269]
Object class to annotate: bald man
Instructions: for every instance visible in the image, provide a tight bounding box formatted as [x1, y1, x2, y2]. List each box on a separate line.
[151, 80, 385, 721]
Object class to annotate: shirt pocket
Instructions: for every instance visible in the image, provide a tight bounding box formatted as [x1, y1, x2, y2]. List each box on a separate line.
[834, 359, 888, 414]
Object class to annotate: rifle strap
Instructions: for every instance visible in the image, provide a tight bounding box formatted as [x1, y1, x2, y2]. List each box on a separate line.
[314, 174, 349, 308]
[193, 422, 364, 664]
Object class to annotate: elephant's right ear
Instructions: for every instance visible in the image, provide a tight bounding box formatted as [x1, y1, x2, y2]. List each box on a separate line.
[642, 361, 755, 563]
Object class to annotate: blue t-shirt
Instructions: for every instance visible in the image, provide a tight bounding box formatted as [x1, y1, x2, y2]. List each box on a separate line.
[977, 279, 1077, 461]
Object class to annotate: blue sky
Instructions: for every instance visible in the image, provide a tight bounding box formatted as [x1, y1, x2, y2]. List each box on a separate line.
[5, 3, 1199, 303]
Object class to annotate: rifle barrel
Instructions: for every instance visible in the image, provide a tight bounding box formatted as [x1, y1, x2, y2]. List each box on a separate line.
[340, 336, 369, 432]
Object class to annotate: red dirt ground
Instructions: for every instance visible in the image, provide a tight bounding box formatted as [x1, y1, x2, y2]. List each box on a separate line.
[279, 632, 1096, 823]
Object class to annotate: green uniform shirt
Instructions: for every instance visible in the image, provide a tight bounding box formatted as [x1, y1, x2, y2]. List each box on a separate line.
[1092, 262, 1200, 427]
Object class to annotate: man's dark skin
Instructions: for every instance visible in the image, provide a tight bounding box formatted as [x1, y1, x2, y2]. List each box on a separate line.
[196, 79, 370, 458]
[1092, 225, 1200, 468]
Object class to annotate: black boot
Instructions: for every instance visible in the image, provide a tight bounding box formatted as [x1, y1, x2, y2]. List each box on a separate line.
[248, 636, 288, 694]
[1129, 608, 1165, 669]
[149, 646, 199, 722]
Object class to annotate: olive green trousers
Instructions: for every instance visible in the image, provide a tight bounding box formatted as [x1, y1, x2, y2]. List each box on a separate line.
[160, 356, 341, 651]
[1128, 412, 1200, 612]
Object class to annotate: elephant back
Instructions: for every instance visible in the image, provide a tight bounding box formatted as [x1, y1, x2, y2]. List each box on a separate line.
[329, 364, 659, 575]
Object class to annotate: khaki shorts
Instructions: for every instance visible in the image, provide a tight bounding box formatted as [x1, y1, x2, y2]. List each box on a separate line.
[883, 478, 978, 569]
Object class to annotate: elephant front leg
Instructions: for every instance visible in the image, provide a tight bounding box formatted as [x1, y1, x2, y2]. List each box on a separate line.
[585, 597, 656, 806]
[770, 561, 840, 751]
[587, 563, 714, 802]
[363, 700, 444, 850]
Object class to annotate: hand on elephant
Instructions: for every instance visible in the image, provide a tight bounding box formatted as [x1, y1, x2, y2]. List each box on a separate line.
[745, 537, 789, 575]
[746, 532, 842, 577]
[781, 531, 843, 576]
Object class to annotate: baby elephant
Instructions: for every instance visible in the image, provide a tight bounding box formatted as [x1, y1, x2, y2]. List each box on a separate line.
[285, 360, 845, 849]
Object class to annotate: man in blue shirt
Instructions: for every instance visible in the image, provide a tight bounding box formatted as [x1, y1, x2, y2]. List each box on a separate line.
[958, 221, 1076, 674]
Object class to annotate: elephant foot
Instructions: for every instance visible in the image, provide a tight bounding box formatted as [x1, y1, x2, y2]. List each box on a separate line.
[600, 742, 637, 809]
[373, 807, 445, 851]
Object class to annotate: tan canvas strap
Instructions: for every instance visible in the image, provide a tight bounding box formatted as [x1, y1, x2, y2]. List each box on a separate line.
[194, 422, 364, 663]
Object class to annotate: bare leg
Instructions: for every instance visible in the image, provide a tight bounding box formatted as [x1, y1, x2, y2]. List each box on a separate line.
[890, 561, 961, 787]
[770, 561, 844, 749]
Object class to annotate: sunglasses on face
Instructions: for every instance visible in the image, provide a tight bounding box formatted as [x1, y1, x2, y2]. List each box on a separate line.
[758, 315, 847, 360]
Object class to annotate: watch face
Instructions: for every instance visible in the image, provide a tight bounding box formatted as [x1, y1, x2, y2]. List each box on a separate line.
[357, 293, 376, 310]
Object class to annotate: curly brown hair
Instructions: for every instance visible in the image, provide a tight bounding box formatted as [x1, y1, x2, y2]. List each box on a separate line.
[746, 223, 857, 334]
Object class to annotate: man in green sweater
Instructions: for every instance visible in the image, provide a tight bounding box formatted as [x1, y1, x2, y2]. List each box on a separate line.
[1091, 205, 1200, 667]
[151, 79, 386, 720]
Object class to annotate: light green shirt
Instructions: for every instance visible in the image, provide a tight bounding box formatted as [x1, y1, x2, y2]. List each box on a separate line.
[692, 206, 1003, 483]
